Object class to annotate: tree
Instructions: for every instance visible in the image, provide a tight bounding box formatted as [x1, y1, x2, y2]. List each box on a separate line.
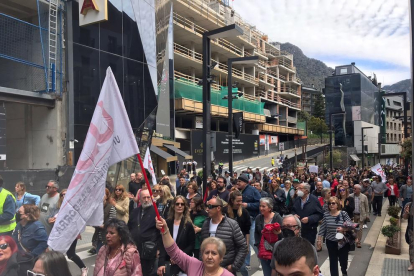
[400, 139, 412, 161]
[308, 116, 328, 143]
[297, 110, 311, 122]
[324, 149, 343, 168]
[313, 93, 325, 119]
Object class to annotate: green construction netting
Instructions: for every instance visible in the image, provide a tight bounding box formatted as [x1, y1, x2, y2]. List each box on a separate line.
[174, 79, 265, 115]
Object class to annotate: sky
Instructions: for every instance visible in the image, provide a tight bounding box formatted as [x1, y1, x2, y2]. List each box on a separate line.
[233, 0, 410, 86]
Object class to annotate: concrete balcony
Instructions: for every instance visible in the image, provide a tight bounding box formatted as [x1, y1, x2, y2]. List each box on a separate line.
[257, 123, 304, 135]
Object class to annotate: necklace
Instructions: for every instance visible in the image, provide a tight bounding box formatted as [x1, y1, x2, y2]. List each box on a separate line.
[108, 246, 121, 259]
[204, 266, 221, 276]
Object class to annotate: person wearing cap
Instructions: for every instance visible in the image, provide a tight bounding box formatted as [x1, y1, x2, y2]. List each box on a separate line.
[224, 171, 231, 185]
[236, 174, 262, 270]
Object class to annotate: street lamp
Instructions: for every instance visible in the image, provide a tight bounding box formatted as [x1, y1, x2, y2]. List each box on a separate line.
[361, 126, 373, 168]
[226, 56, 259, 174]
[202, 24, 243, 198]
[329, 112, 346, 171]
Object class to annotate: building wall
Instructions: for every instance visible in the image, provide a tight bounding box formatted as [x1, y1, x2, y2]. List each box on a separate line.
[5, 101, 65, 170]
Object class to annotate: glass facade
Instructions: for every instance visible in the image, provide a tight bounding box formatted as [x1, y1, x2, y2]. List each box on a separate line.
[325, 71, 379, 147]
[71, 0, 157, 162]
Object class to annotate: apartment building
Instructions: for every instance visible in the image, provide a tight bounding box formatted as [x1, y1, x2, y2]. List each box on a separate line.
[156, 0, 304, 165]
[385, 95, 404, 143]
[302, 85, 323, 116]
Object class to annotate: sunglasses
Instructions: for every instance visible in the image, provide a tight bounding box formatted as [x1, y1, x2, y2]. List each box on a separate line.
[60, 193, 66, 197]
[175, 202, 185, 206]
[45, 186, 55, 189]
[115, 189, 123, 192]
[154, 190, 162, 192]
[205, 204, 220, 209]
[0, 243, 8, 250]
[339, 189, 345, 192]
[328, 202, 337, 205]
[27, 271, 46, 276]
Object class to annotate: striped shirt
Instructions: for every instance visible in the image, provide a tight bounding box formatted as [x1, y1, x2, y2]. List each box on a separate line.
[318, 211, 351, 241]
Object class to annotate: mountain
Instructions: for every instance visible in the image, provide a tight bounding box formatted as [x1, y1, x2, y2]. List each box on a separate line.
[271, 42, 333, 90]
[383, 79, 412, 101]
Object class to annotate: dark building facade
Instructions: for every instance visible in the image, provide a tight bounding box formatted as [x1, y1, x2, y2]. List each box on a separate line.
[325, 64, 380, 148]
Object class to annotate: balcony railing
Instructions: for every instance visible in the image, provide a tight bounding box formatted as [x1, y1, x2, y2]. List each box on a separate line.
[173, 43, 258, 85]
[175, 70, 221, 91]
[280, 87, 300, 95]
[275, 95, 301, 109]
[258, 72, 274, 86]
[175, 0, 226, 26]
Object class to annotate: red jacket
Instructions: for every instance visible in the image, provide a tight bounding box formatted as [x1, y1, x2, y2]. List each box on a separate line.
[331, 179, 339, 196]
[258, 223, 280, 260]
[386, 183, 399, 197]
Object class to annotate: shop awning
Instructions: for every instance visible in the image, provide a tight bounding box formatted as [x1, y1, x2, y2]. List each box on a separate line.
[349, 154, 360, 161]
[150, 145, 177, 162]
[163, 144, 193, 159]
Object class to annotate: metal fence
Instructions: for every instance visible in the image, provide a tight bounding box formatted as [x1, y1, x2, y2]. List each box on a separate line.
[0, 0, 64, 95]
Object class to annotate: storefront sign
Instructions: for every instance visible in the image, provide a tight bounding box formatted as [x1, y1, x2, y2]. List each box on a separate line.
[79, 0, 108, 26]
[195, 116, 203, 129]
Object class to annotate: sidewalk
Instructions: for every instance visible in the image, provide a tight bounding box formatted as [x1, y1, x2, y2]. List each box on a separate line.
[366, 201, 413, 275]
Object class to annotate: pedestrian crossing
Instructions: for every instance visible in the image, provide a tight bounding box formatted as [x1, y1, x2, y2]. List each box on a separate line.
[223, 165, 273, 173]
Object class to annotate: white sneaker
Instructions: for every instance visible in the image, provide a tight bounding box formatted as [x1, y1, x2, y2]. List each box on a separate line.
[81, 267, 89, 276]
[259, 264, 262, 270]
[363, 224, 368, 229]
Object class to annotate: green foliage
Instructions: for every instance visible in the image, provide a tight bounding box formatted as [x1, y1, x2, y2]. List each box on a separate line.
[198, 170, 203, 178]
[387, 206, 401, 219]
[297, 111, 311, 122]
[324, 150, 343, 165]
[381, 225, 401, 239]
[400, 139, 412, 161]
[389, 217, 398, 226]
[308, 116, 328, 136]
[313, 93, 326, 119]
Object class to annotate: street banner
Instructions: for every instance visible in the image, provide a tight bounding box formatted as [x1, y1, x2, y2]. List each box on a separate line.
[309, 165, 318, 173]
[48, 67, 139, 252]
[144, 147, 157, 185]
[371, 163, 387, 183]
[233, 112, 243, 139]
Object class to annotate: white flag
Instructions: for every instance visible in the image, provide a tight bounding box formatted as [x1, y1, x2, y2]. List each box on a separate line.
[144, 147, 157, 185]
[371, 163, 387, 183]
[48, 67, 139, 252]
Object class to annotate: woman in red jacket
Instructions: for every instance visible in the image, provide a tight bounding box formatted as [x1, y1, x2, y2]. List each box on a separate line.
[386, 177, 399, 206]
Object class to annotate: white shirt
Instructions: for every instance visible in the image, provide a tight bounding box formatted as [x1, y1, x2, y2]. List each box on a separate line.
[209, 222, 219, 237]
[173, 224, 180, 241]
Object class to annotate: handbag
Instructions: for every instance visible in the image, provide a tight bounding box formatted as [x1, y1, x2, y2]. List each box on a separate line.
[141, 241, 157, 260]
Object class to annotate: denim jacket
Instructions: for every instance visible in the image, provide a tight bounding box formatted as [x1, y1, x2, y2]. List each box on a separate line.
[12, 221, 48, 257]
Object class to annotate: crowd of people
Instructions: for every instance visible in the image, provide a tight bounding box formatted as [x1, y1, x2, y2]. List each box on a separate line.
[0, 161, 412, 276]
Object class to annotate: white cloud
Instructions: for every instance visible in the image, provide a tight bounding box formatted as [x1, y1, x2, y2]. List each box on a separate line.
[233, 0, 410, 84]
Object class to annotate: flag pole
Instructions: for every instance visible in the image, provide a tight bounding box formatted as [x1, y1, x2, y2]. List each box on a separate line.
[136, 153, 164, 232]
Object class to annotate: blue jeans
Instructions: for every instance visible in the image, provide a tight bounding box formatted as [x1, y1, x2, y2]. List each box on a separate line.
[260, 259, 272, 276]
[239, 263, 249, 276]
[245, 216, 259, 266]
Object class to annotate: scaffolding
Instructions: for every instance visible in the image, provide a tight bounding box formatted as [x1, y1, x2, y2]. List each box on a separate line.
[0, 0, 64, 95]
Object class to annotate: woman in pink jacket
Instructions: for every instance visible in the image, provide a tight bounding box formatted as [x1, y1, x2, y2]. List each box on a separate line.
[156, 217, 233, 276]
[94, 219, 142, 276]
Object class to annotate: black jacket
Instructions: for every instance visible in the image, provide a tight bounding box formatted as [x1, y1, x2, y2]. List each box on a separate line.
[254, 213, 283, 247]
[0, 252, 34, 276]
[201, 215, 248, 271]
[292, 194, 324, 230]
[342, 196, 355, 219]
[268, 188, 287, 214]
[176, 185, 188, 197]
[222, 206, 251, 236]
[128, 206, 161, 254]
[158, 218, 195, 274]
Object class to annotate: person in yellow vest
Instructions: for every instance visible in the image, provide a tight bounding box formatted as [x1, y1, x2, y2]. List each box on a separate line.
[0, 175, 17, 235]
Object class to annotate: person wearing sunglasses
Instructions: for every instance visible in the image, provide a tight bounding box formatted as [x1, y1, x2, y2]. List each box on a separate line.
[30, 251, 72, 276]
[110, 185, 129, 223]
[12, 205, 47, 258]
[317, 197, 352, 276]
[48, 189, 88, 276]
[154, 184, 173, 219]
[38, 180, 59, 235]
[157, 196, 195, 276]
[0, 235, 34, 276]
[200, 197, 247, 274]
[336, 184, 355, 219]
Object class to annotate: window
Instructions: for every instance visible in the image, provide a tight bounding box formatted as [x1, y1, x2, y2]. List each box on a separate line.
[387, 122, 389, 128]
[394, 101, 402, 106]
[339, 68, 347, 74]
[394, 133, 397, 141]
[387, 133, 389, 141]
[399, 134, 401, 141]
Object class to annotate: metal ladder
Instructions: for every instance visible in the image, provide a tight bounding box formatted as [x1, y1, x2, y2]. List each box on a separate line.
[48, 0, 58, 92]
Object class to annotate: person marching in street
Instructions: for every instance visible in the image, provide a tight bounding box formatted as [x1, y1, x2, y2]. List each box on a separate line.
[218, 161, 224, 176]
[0, 175, 16, 236]
[403, 194, 414, 271]
[386, 177, 399, 206]
[200, 197, 248, 274]
[291, 183, 323, 246]
[349, 184, 369, 247]
[271, 157, 275, 167]
[371, 175, 387, 216]
[400, 179, 413, 216]
[14, 182, 40, 212]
